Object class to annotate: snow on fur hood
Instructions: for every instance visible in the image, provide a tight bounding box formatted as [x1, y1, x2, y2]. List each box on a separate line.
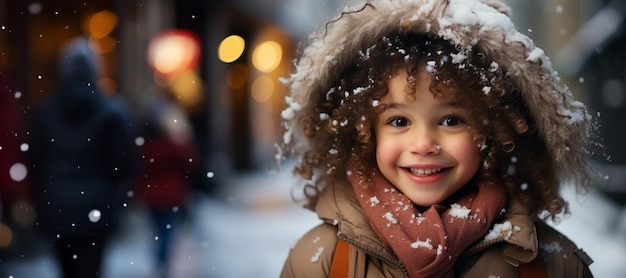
[281, 0, 597, 187]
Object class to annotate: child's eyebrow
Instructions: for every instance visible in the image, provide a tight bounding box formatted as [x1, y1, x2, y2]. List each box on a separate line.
[380, 96, 470, 114]
[438, 100, 466, 110]
[385, 100, 466, 110]
[384, 102, 403, 109]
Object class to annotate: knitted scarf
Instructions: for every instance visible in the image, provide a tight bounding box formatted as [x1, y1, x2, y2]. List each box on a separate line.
[348, 167, 506, 277]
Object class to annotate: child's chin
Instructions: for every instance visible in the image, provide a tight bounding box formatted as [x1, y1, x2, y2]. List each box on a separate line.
[407, 196, 442, 208]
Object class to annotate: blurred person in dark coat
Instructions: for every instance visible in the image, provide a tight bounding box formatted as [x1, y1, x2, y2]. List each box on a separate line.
[29, 36, 135, 278]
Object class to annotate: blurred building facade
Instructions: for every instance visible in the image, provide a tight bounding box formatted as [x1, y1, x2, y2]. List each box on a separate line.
[562, 0, 626, 204]
[0, 0, 619, 179]
[0, 0, 336, 179]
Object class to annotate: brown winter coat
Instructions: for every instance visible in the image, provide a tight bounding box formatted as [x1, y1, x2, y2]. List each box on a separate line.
[281, 180, 594, 277]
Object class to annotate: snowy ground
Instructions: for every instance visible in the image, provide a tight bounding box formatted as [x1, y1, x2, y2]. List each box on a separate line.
[102, 168, 321, 278]
[1, 167, 625, 277]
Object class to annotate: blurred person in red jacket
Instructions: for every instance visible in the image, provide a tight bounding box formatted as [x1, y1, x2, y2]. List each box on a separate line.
[136, 86, 201, 277]
[0, 69, 35, 254]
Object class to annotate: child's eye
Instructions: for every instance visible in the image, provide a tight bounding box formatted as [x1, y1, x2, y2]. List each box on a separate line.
[388, 117, 410, 127]
[440, 116, 464, 127]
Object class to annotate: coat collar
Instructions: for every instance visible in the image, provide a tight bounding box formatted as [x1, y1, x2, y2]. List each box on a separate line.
[315, 179, 401, 266]
[315, 179, 540, 268]
[463, 199, 539, 266]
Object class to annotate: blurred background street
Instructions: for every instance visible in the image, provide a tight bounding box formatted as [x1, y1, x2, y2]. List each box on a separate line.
[1, 0, 626, 277]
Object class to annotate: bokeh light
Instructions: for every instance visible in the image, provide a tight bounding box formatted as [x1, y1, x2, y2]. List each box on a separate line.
[251, 75, 274, 103]
[147, 29, 201, 77]
[218, 35, 245, 63]
[167, 69, 204, 109]
[89, 36, 117, 54]
[251, 40, 282, 73]
[86, 10, 118, 39]
[0, 223, 13, 247]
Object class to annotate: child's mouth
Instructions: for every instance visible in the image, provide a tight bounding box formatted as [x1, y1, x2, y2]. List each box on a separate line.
[407, 167, 445, 176]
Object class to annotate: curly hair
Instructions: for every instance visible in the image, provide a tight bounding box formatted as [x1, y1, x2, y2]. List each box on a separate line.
[288, 32, 566, 220]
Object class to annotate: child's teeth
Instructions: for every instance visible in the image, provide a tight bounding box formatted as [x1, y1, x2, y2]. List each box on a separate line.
[410, 168, 442, 176]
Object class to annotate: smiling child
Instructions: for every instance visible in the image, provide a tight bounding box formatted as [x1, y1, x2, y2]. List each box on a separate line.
[278, 0, 597, 277]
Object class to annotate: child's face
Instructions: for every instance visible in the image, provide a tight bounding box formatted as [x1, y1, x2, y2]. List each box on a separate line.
[375, 68, 481, 207]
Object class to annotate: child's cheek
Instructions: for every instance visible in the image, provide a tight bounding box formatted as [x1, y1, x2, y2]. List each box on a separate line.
[375, 133, 398, 169]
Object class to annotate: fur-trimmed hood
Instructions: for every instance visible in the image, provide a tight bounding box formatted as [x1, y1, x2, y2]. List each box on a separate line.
[281, 0, 596, 188]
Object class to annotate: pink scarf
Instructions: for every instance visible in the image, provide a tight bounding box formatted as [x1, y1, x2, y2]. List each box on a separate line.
[349, 167, 506, 277]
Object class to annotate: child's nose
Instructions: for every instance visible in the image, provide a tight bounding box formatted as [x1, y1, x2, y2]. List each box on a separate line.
[409, 128, 440, 155]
